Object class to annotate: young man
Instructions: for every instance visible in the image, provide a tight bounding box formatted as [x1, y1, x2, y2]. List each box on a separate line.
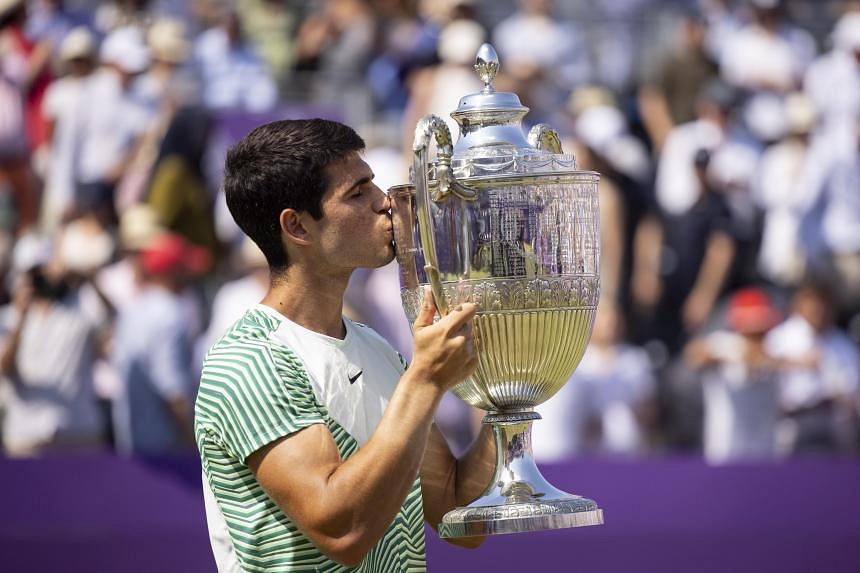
[195, 119, 495, 572]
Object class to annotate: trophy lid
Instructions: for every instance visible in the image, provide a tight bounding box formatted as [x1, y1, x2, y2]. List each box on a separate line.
[450, 43, 532, 152]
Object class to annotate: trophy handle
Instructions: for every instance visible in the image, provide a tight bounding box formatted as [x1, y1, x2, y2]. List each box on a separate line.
[412, 115, 477, 316]
[527, 124, 563, 153]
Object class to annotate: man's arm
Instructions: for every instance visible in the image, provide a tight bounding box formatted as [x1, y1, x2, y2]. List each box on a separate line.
[248, 292, 478, 567]
[419, 423, 496, 548]
[682, 230, 735, 331]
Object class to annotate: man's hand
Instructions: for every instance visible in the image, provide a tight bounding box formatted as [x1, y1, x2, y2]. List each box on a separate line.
[409, 287, 478, 392]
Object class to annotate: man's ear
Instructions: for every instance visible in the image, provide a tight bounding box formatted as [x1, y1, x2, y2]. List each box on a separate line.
[279, 209, 313, 247]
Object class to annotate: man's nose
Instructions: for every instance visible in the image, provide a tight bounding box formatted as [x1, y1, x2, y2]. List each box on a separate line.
[374, 185, 391, 212]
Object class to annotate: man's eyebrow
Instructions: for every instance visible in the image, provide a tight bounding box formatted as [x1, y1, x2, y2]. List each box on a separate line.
[345, 173, 374, 192]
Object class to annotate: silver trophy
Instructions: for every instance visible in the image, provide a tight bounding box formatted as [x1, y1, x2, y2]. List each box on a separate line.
[391, 44, 604, 538]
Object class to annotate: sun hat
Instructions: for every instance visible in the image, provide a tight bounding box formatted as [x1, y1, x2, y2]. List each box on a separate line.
[140, 232, 210, 276]
[726, 287, 781, 334]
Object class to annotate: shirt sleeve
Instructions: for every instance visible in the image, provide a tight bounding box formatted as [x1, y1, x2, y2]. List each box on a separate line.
[197, 339, 325, 463]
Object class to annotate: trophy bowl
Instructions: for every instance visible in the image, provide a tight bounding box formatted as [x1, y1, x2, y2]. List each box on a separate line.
[391, 44, 604, 538]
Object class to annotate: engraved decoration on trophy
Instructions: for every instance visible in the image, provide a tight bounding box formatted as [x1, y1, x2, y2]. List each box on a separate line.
[390, 43, 604, 537]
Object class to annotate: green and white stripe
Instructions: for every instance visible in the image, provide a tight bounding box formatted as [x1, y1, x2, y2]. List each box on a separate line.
[196, 309, 426, 572]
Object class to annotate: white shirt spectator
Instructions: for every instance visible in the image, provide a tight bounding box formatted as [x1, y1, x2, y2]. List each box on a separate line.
[765, 315, 860, 413]
[193, 26, 277, 112]
[720, 24, 814, 92]
[73, 68, 153, 185]
[699, 331, 781, 464]
[41, 74, 88, 229]
[534, 343, 654, 461]
[655, 118, 758, 214]
[754, 134, 825, 284]
[805, 13, 860, 157]
[0, 287, 108, 456]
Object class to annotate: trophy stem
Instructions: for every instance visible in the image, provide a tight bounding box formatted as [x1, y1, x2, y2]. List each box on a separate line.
[438, 409, 603, 538]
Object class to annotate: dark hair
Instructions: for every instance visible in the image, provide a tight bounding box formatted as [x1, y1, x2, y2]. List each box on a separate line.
[223, 119, 365, 273]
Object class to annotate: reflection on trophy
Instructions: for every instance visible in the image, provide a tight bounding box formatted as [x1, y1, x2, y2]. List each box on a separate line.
[391, 43, 604, 538]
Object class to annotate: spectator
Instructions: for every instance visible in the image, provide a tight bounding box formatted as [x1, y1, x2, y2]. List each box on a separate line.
[719, 0, 815, 94]
[492, 0, 590, 124]
[71, 25, 153, 225]
[112, 231, 209, 455]
[25, 0, 76, 52]
[0, 0, 49, 231]
[635, 146, 737, 354]
[804, 11, 860, 179]
[93, 0, 153, 35]
[684, 286, 783, 464]
[570, 93, 653, 311]
[135, 17, 195, 110]
[754, 92, 819, 288]
[639, 8, 719, 152]
[236, 0, 297, 90]
[114, 17, 198, 212]
[800, 125, 860, 322]
[366, 0, 439, 117]
[39, 26, 96, 231]
[654, 80, 758, 217]
[718, 0, 816, 145]
[145, 105, 219, 261]
[293, 0, 376, 124]
[765, 283, 860, 454]
[0, 231, 110, 456]
[192, 9, 277, 112]
[401, 16, 485, 159]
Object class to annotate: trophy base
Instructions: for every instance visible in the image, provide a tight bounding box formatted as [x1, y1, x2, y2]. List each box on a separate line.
[438, 410, 604, 538]
[438, 496, 603, 538]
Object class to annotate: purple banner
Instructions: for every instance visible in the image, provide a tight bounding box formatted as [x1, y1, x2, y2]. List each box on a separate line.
[1, 454, 859, 572]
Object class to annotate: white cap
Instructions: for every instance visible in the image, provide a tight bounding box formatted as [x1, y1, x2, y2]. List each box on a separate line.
[58, 26, 96, 63]
[100, 26, 150, 74]
[744, 93, 787, 143]
[11, 232, 53, 273]
[784, 92, 816, 135]
[147, 18, 189, 64]
[119, 204, 167, 251]
[58, 218, 115, 274]
[438, 19, 486, 66]
[833, 12, 860, 52]
[574, 105, 626, 155]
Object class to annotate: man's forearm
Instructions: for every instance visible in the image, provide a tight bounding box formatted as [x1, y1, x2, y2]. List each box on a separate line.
[255, 369, 445, 566]
[454, 424, 496, 506]
[419, 420, 496, 548]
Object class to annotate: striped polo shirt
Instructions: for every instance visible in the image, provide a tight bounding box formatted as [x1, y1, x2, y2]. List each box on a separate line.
[195, 305, 426, 572]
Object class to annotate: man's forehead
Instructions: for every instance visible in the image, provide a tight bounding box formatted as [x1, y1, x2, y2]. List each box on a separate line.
[324, 151, 373, 188]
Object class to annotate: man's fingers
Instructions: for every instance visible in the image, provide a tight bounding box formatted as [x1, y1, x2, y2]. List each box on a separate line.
[413, 285, 438, 329]
[440, 302, 478, 333]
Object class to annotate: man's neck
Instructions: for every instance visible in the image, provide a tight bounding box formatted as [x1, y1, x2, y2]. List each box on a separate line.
[261, 265, 350, 339]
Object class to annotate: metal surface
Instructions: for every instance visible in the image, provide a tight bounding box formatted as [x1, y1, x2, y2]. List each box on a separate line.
[394, 42, 603, 537]
[438, 416, 603, 538]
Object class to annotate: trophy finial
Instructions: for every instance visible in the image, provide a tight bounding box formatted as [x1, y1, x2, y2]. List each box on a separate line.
[474, 43, 499, 92]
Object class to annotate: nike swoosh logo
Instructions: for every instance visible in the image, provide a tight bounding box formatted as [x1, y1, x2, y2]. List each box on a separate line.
[348, 370, 362, 384]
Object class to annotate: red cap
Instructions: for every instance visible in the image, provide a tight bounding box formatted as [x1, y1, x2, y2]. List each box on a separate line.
[726, 287, 781, 334]
[140, 232, 210, 276]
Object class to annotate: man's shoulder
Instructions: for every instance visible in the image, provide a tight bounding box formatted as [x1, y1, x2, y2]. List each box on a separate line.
[201, 308, 298, 386]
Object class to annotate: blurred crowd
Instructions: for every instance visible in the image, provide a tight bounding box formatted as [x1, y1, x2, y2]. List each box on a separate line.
[1, 0, 859, 464]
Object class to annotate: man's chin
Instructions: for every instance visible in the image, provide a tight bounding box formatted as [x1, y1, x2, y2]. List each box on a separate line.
[358, 246, 396, 270]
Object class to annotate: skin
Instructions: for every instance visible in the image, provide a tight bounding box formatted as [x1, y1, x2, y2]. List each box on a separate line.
[248, 151, 496, 566]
